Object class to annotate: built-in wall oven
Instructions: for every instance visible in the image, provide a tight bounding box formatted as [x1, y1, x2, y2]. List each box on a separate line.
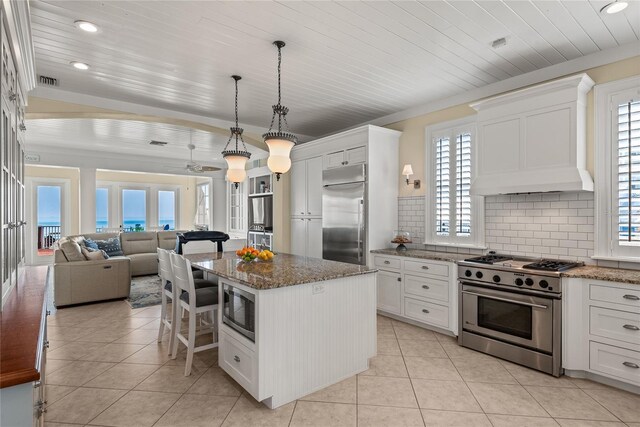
[457, 255, 580, 377]
[222, 283, 256, 342]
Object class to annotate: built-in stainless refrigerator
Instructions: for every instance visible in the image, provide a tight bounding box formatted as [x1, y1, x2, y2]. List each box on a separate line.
[322, 164, 367, 265]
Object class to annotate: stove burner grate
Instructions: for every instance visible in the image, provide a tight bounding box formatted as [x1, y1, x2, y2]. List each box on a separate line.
[464, 255, 512, 264]
[523, 260, 582, 272]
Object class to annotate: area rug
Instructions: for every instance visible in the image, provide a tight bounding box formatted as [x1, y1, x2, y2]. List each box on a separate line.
[127, 275, 162, 309]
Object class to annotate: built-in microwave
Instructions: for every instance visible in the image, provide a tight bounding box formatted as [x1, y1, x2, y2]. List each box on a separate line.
[222, 283, 256, 342]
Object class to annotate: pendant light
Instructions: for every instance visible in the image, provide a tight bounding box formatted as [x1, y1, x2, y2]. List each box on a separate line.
[263, 41, 297, 181]
[222, 75, 251, 189]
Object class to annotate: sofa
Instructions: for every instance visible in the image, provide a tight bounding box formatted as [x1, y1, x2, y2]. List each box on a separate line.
[54, 230, 184, 306]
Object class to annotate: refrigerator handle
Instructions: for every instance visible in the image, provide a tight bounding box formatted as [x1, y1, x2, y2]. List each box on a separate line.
[357, 199, 364, 262]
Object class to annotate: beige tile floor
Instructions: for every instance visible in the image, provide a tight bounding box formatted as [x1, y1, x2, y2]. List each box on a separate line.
[44, 300, 640, 427]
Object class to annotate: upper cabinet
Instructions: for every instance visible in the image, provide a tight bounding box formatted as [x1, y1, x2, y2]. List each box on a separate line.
[470, 74, 595, 195]
[324, 146, 366, 169]
[290, 156, 322, 217]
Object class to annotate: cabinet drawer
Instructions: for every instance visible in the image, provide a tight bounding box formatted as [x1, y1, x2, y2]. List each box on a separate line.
[345, 146, 366, 165]
[403, 260, 449, 278]
[374, 256, 401, 270]
[404, 297, 449, 329]
[325, 151, 345, 169]
[220, 331, 256, 394]
[404, 274, 449, 303]
[590, 306, 640, 347]
[590, 284, 640, 310]
[590, 341, 640, 385]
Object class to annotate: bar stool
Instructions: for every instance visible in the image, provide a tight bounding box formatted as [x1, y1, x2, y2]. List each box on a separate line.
[169, 252, 219, 376]
[157, 249, 217, 354]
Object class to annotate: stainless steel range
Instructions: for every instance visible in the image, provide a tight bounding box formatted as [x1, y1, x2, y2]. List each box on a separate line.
[458, 254, 583, 377]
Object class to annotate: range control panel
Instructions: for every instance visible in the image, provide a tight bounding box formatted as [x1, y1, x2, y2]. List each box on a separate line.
[457, 265, 561, 294]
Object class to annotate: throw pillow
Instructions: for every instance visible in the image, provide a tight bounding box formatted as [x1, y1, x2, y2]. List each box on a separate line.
[81, 247, 108, 260]
[59, 239, 86, 262]
[94, 237, 124, 257]
[83, 238, 100, 251]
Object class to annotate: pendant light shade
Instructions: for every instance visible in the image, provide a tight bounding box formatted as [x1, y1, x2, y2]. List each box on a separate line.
[263, 41, 297, 180]
[222, 75, 251, 189]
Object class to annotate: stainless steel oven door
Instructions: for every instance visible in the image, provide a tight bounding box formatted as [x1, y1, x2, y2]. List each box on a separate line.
[222, 283, 256, 342]
[461, 283, 554, 353]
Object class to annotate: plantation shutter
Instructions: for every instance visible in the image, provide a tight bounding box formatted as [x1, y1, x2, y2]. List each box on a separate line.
[617, 100, 640, 243]
[456, 133, 472, 237]
[435, 136, 450, 236]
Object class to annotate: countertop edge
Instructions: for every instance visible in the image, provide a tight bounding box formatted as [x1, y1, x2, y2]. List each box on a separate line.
[212, 268, 378, 290]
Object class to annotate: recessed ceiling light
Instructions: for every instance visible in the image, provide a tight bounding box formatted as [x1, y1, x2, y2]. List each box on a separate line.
[74, 20, 99, 33]
[70, 61, 90, 70]
[600, 1, 628, 14]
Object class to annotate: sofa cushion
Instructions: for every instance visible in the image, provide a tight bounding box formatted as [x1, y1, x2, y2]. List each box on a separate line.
[157, 230, 182, 250]
[82, 247, 108, 260]
[121, 232, 158, 255]
[83, 238, 100, 251]
[59, 239, 85, 261]
[127, 252, 158, 276]
[94, 237, 125, 257]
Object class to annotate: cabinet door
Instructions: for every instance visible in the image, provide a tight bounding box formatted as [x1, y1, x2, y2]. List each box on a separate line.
[324, 151, 345, 169]
[290, 218, 306, 256]
[377, 270, 402, 315]
[345, 146, 366, 166]
[306, 156, 323, 217]
[290, 160, 306, 216]
[306, 218, 323, 259]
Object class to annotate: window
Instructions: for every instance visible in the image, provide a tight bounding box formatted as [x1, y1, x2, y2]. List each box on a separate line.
[426, 119, 483, 247]
[595, 77, 640, 261]
[195, 183, 210, 228]
[122, 189, 147, 231]
[158, 190, 176, 230]
[96, 187, 109, 231]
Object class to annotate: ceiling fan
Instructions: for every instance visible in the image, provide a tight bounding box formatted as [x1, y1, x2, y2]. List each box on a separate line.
[186, 144, 220, 173]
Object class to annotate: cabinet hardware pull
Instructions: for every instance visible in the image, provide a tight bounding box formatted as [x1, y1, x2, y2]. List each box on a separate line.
[421, 266, 429, 270]
[44, 340, 49, 349]
[301, 212, 304, 214]
[46, 310, 51, 316]
[422, 285, 430, 289]
[308, 212, 311, 214]
[234, 355, 240, 363]
[422, 309, 430, 314]
[623, 324, 640, 331]
[623, 361, 639, 369]
[623, 294, 639, 300]
[397, 277, 401, 282]
[384, 261, 390, 264]
[103, 265, 112, 269]
[300, 218, 304, 221]
[34, 381, 42, 388]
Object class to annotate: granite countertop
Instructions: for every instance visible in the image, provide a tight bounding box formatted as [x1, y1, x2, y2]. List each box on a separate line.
[185, 252, 376, 290]
[371, 249, 640, 286]
[560, 265, 640, 286]
[370, 248, 469, 263]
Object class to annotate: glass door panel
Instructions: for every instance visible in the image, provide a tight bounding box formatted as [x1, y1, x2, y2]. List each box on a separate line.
[36, 185, 62, 258]
[158, 190, 176, 230]
[122, 189, 147, 231]
[96, 187, 109, 231]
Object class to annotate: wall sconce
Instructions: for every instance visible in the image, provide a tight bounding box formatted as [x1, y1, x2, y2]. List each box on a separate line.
[402, 164, 421, 189]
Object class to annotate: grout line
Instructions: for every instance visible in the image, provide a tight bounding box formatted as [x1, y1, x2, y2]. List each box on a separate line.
[287, 400, 298, 427]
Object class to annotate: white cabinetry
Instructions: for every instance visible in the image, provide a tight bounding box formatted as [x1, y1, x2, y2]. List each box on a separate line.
[290, 156, 322, 217]
[563, 278, 640, 390]
[470, 74, 594, 195]
[373, 254, 457, 335]
[291, 126, 400, 265]
[290, 217, 322, 258]
[324, 146, 366, 169]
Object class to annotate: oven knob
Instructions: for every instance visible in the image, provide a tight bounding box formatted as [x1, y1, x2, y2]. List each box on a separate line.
[539, 280, 549, 289]
[475, 271, 483, 279]
[515, 278, 524, 286]
[525, 278, 534, 286]
[493, 275, 501, 283]
[465, 270, 472, 277]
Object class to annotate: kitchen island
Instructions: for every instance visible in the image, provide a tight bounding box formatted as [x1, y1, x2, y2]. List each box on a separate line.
[185, 252, 377, 409]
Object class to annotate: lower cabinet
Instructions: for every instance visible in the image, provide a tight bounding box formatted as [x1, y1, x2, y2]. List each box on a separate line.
[290, 218, 322, 259]
[377, 270, 401, 315]
[373, 254, 457, 334]
[564, 278, 640, 389]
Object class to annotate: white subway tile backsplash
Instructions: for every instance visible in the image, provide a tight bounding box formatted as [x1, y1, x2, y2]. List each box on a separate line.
[397, 192, 639, 269]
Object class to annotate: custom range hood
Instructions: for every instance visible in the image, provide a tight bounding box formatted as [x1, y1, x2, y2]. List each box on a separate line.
[470, 74, 595, 195]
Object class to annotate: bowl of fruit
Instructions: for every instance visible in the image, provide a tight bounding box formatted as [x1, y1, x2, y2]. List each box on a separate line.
[236, 246, 275, 262]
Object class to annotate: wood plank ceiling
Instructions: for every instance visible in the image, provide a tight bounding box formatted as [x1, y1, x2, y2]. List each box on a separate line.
[29, 1, 640, 138]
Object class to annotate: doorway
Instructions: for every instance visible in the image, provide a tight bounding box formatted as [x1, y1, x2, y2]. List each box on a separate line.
[26, 178, 71, 265]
